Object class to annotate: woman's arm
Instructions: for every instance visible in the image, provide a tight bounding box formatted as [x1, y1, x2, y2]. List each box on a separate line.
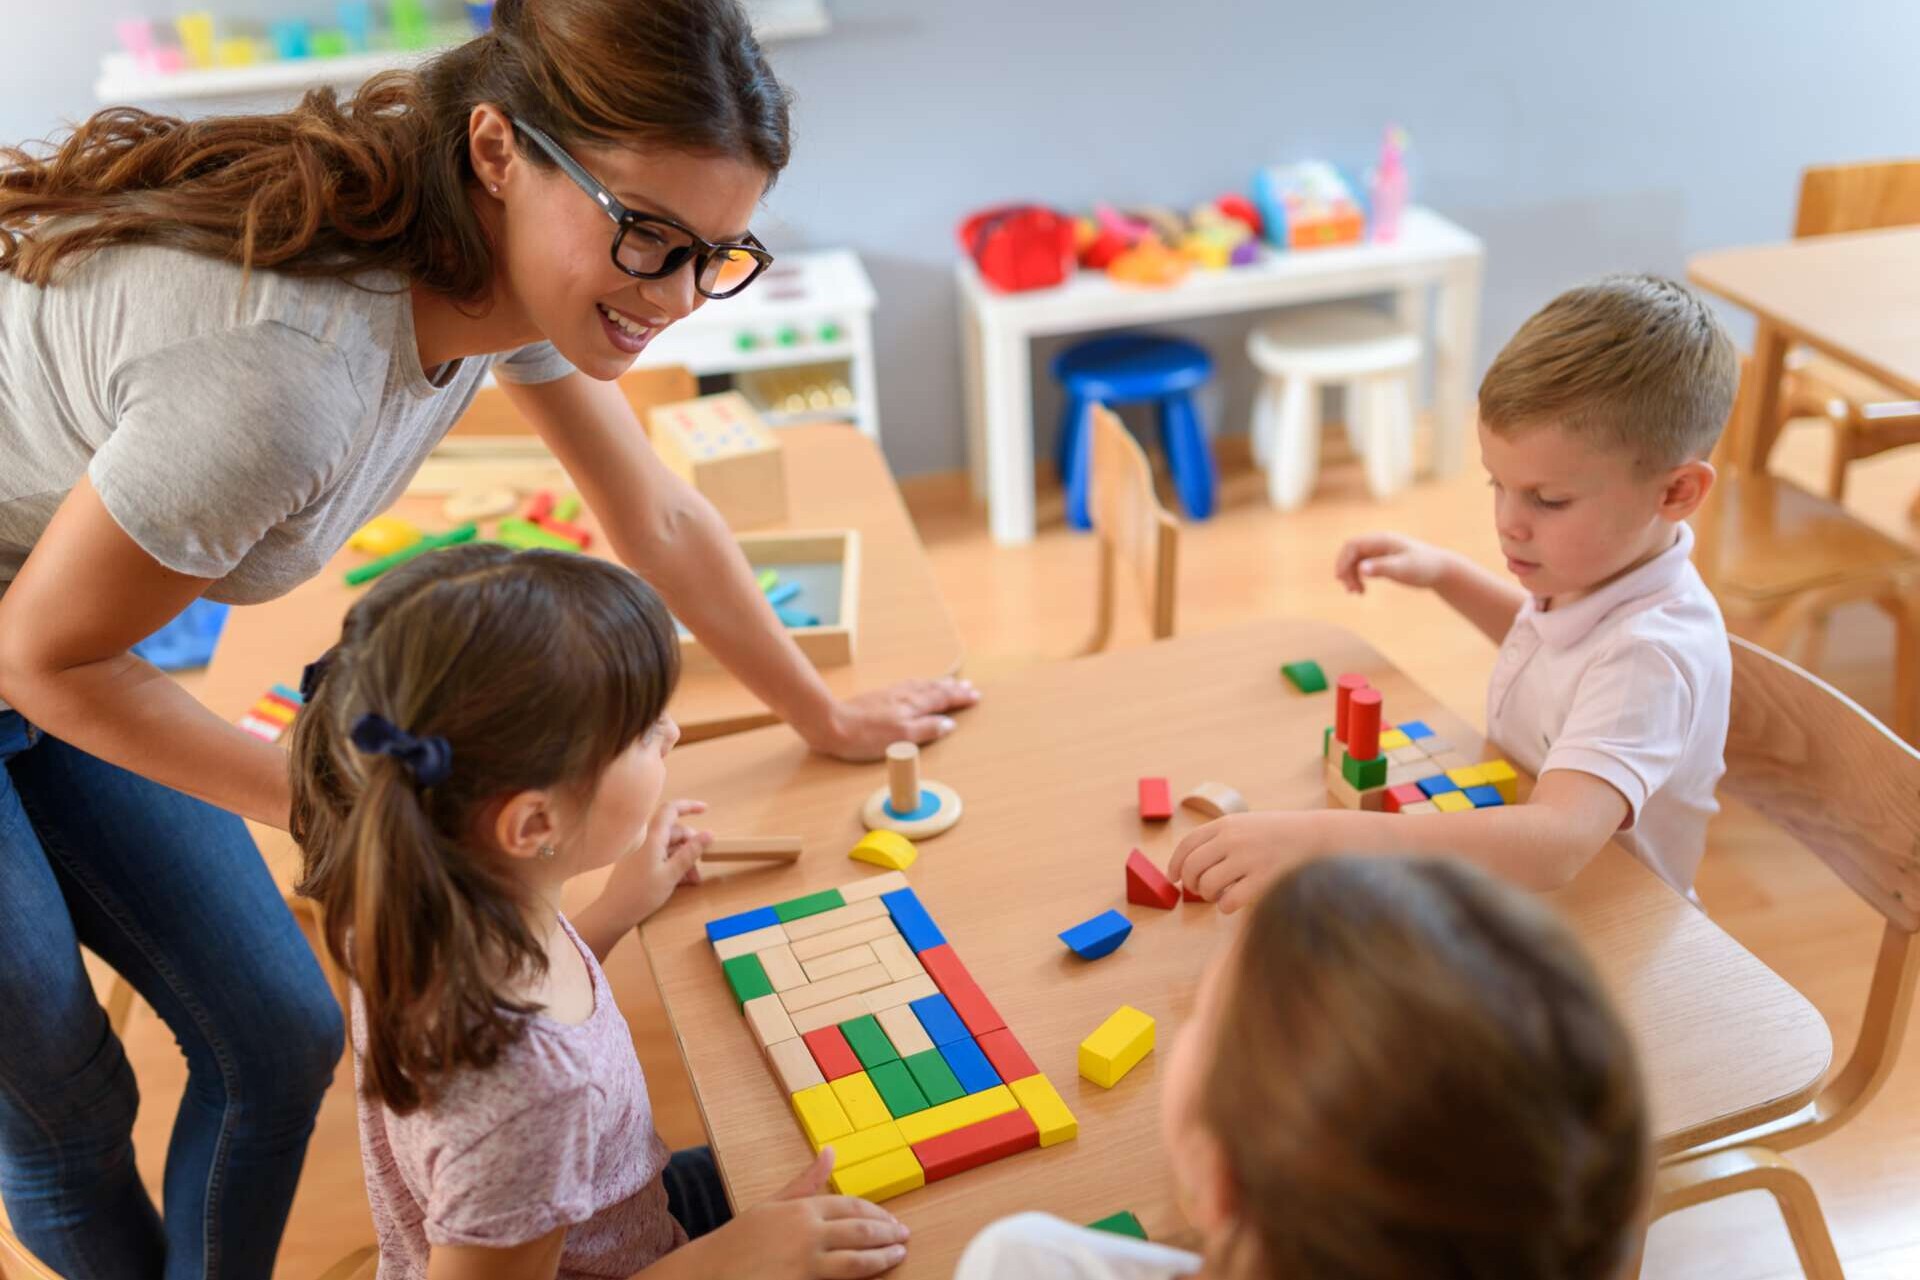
[498, 373, 976, 760]
[0, 478, 293, 825]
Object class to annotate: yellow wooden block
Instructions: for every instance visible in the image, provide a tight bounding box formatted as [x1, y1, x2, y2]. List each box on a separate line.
[830, 1072, 892, 1133]
[849, 830, 918, 871]
[1079, 1006, 1154, 1088]
[347, 515, 421, 557]
[895, 1085, 1018, 1145]
[823, 1119, 906, 1169]
[792, 1083, 853, 1149]
[1445, 765, 1486, 789]
[1479, 759, 1519, 803]
[251, 700, 297, 725]
[1378, 728, 1411, 751]
[829, 1146, 925, 1201]
[1432, 790, 1474, 813]
[1009, 1074, 1079, 1147]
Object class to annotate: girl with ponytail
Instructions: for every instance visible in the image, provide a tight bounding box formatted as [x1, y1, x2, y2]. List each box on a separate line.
[0, 0, 970, 1270]
[293, 544, 910, 1280]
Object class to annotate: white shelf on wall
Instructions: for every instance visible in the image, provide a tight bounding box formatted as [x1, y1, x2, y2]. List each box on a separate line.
[95, 0, 829, 103]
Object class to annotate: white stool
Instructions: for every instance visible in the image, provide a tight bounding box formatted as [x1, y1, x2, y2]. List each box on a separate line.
[1247, 304, 1423, 511]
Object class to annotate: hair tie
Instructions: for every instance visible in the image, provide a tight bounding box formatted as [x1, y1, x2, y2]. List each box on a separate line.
[299, 651, 334, 702]
[350, 713, 453, 788]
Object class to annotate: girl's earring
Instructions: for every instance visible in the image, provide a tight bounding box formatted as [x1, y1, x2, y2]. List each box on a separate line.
[537, 843, 556, 861]
[490, 183, 500, 194]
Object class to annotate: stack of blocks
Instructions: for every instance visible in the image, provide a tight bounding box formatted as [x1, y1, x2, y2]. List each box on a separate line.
[1323, 674, 1518, 814]
[237, 683, 303, 743]
[704, 870, 1077, 1203]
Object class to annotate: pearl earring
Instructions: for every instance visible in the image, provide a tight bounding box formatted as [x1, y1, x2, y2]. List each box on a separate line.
[489, 183, 500, 193]
[537, 843, 556, 861]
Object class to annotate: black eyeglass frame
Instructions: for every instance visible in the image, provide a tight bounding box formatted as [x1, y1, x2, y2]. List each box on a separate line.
[511, 116, 774, 300]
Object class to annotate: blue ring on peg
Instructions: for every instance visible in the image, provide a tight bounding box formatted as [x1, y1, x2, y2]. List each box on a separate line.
[883, 790, 942, 821]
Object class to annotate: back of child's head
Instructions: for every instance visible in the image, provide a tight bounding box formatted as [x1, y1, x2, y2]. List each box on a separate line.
[290, 543, 679, 1113]
[1201, 857, 1648, 1279]
[1479, 273, 1739, 471]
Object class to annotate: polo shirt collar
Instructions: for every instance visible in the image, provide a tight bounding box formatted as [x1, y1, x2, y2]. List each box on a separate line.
[1522, 523, 1695, 649]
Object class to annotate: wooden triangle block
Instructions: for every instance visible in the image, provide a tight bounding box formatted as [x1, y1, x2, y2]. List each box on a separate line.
[1125, 848, 1179, 910]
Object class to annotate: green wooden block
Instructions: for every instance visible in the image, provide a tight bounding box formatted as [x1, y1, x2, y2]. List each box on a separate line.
[1323, 725, 1333, 759]
[552, 494, 581, 521]
[866, 1058, 929, 1118]
[721, 954, 773, 1008]
[1342, 751, 1387, 791]
[1281, 660, 1327, 693]
[1088, 1210, 1147, 1240]
[902, 1048, 964, 1107]
[773, 888, 846, 923]
[838, 1015, 899, 1070]
[756, 568, 779, 591]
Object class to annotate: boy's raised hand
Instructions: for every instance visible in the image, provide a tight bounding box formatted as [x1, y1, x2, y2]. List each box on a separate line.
[691, 1148, 909, 1279]
[1335, 532, 1450, 594]
[1170, 812, 1319, 913]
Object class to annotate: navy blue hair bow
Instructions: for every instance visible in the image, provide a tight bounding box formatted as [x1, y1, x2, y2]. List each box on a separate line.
[299, 652, 334, 702]
[349, 713, 453, 788]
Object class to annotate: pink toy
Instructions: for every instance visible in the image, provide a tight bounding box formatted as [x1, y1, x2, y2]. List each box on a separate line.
[1370, 126, 1410, 244]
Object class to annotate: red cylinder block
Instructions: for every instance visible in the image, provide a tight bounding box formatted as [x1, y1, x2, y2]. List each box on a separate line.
[1334, 673, 1370, 742]
[1348, 687, 1383, 762]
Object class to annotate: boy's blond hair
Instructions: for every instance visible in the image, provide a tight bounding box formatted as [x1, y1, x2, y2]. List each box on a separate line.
[1478, 274, 1739, 470]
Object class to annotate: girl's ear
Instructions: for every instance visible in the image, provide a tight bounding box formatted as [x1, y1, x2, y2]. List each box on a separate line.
[492, 788, 558, 862]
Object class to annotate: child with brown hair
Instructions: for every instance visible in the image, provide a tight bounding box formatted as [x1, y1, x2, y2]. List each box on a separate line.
[292, 543, 911, 1280]
[956, 856, 1651, 1279]
[1175, 274, 1737, 906]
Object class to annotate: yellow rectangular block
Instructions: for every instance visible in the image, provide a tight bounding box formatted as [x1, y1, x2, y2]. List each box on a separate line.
[895, 1085, 1018, 1145]
[874, 1003, 935, 1058]
[1377, 728, 1411, 751]
[1080, 1006, 1154, 1088]
[1445, 765, 1486, 789]
[828, 1146, 924, 1201]
[1479, 759, 1519, 803]
[830, 1072, 892, 1133]
[1432, 790, 1474, 813]
[823, 1119, 905, 1168]
[792, 1083, 853, 1149]
[1009, 1073, 1079, 1147]
[252, 700, 298, 725]
[789, 915, 900, 962]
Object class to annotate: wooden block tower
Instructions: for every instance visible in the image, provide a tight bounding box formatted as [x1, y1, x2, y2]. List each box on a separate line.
[1323, 673, 1520, 814]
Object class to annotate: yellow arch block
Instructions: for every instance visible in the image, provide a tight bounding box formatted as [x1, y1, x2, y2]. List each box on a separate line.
[849, 830, 918, 871]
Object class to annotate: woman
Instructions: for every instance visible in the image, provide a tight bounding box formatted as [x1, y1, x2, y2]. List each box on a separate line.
[0, 0, 974, 1273]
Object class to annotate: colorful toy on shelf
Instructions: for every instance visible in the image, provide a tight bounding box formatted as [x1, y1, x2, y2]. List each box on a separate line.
[1253, 160, 1367, 251]
[1106, 235, 1190, 288]
[646, 392, 787, 530]
[347, 515, 421, 557]
[958, 205, 1077, 294]
[174, 12, 215, 67]
[703, 873, 1075, 1200]
[1369, 125, 1410, 244]
[1322, 676, 1519, 812]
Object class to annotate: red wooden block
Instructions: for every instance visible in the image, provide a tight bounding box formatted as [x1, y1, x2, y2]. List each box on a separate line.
[1347, 687, 1383, 762]
[523, 490, 556, 522]
[802, 1026, 862, 1081]
[1182, 884, 1206, 903]
[975, 1028, 1038, 1081]
[1125, 848, 1179, 909]
[912, 1108, 1039, 1182]
[1334, 673, 1369, 743]
[1138, 777, 1172, 821]
[1383, 783, 1426, 814]
[916, 944, 1006, 1036]
[535, 516, 593, 548]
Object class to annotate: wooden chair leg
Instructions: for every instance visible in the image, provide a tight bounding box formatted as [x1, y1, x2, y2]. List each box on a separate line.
[1881, 588, 1920, 744]
[1825, 421, 1854, 502]
[1655, 1147, 1845, 1280]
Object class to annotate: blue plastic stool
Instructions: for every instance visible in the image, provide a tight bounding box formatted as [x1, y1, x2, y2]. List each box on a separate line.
[1052, 333, 1216, 528]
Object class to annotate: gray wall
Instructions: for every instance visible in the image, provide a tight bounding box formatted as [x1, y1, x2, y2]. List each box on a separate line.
[7, 0, 1919, 477]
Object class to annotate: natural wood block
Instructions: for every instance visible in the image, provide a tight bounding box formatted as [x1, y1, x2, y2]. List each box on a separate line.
[647, 392, 787, 530]
[869, 932, 927, 983]
[712, 922, 788, 962]
[862, 973, 940, 1014]
[790, 993, 878, 1036]
[875, 1003, 936, 1058]
[838, 870, 912, 902]
[757, 943, 808, 992]
[744, 994, 798, 1050]
[780, 964, 894, 1014]
[767, 1036, 826, 1094]
[790, 914, 900, 962]
[782, 897, 890, 944]
[800, 944, 880, 983]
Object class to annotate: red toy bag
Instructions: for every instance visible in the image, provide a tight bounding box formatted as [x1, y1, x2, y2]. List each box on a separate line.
[958, 205, 1076, 293]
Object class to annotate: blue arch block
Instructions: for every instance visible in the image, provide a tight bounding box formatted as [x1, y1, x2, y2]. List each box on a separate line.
[1059, 909, 1133, 960]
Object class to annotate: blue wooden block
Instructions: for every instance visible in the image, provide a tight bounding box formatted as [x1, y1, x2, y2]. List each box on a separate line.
[775, 605, 821, 628]
[1463, 785, 1505, 808]
[765, 581, 801, 606]
[704, 905, 781, 943]
[1398, 720, 1435, 740]
[882, 888, 946, 953]
[1059, 909, 1133, 960]
[1416, 774, 1461, 799]
[910, 994, 972, 1047]
[940, 1035, 1003, 1093]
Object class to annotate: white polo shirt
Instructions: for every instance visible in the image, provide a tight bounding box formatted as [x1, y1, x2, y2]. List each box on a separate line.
[1486, 522, 1729, 895]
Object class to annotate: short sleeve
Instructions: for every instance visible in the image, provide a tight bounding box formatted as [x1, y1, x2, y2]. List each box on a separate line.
[492, 341, 577, 386]
[90, 323, 363, 580]
[954, 1213, 1203, 1280]
[425, 1086, 599, 1248]
[1539, 642, 1695, 830]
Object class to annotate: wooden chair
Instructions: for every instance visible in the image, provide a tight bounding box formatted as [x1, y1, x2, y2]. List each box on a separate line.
[1080, 404, 1179, 654]
[1646, 636, 1920, 1278]
[1772, 161, 1920, 504]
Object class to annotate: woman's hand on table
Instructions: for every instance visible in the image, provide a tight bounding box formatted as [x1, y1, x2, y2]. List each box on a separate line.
[803, 676, 980, 762]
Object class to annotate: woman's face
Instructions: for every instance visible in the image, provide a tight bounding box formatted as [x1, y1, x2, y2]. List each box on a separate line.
[492, 129, 767, 381]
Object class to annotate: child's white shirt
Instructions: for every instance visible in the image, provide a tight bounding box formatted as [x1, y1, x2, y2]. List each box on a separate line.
[1486, 521, 1729, 895]
[954, 1213, 1202, 1280]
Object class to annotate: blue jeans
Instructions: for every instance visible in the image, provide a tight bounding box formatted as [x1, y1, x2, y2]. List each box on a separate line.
[0, 711, 343, 1279]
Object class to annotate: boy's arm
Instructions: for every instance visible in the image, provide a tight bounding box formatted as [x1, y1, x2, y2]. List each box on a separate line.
[1335, 533, 1526, 645]
[1430, 553, 1529, 645]
[1169, 770, 1629, 910]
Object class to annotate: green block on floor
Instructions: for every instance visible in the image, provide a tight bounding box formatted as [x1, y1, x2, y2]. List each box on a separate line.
[773, 888, 846, 923]
[721, 954, 773, 1008]
[902, 1048, 964, 1107]
[1089, 1210, 1147, 1240]
[838, 1014, 899, 1070]
[1281, 660, 1327, 693]
[866, 1058, 929, 1118]
[1342, 751, 1387, 791]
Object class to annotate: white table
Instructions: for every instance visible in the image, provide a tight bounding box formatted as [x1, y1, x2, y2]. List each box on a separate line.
[956, 207, 1486, 544]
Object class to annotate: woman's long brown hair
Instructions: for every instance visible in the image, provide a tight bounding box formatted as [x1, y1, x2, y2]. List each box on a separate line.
[290, 544, 679, 1114]
[0, 0, 791, 297]
[1204, 857, 1650, 1279]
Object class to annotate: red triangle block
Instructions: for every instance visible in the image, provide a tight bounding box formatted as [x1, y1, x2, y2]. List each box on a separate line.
[1182, 884, 1207, 903]
[1125, 848, 1179, 909]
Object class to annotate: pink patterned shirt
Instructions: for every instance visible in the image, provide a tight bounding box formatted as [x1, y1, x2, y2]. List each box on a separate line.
[350, 915, 688, 1278]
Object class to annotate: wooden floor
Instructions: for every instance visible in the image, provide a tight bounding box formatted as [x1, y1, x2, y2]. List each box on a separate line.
[24, 418, 1920, 1279]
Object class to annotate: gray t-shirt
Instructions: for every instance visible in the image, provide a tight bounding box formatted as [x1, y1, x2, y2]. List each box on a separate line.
[0, 241, 574, 627]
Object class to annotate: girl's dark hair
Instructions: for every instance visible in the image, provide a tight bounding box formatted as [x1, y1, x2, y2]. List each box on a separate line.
[0, 0, 791, 298]
[1204, 857, 1650, 1279]
[291, 543, 679, 1114]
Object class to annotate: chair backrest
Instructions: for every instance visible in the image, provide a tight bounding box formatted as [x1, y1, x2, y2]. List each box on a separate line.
[1082, 404, 1178, 653]
[1793, 160, 1920, 239]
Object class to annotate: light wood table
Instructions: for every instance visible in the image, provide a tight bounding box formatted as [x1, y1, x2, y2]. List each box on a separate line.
[1689, 227, 1920, 472]
[621, 618, 1832, 1276]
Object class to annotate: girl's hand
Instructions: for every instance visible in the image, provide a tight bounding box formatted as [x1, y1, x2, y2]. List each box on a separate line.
[603, 799, 710, 926]
[1169, 812, 1321, 913]
[696, 1149, 909, 1278]
[1334, 532, 1451, 594]
[808, 677, 979, 762]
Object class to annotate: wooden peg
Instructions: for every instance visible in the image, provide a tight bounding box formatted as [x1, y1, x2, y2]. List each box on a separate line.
[702, 836, 804, 864]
